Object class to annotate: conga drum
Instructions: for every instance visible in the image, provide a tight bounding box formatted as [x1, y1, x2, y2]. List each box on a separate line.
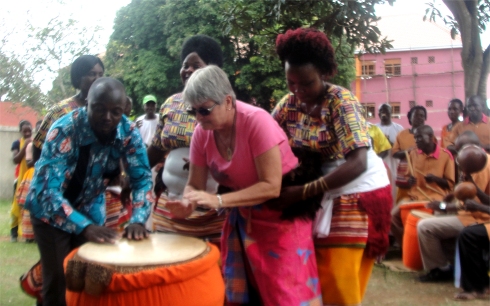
[398, 201, 433, 227]
[402, 211, 435, 271]
[64, 233, 224, 306]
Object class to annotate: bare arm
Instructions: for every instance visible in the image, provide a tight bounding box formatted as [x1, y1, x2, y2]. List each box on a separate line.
[147, 145, 166, 168]
[12, 139, 31, 164]
[186, 145, 283, 208]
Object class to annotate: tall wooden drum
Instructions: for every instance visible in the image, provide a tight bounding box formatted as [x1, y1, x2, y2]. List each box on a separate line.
[64, 233, 224, 306]
[398, 201, 432, 227]
[402, 211, 435, 271]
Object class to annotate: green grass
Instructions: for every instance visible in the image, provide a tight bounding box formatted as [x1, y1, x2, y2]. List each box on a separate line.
[0, 199, 39, 306]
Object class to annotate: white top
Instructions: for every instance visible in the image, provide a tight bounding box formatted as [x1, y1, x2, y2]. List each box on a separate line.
[137, 114, 160, 146]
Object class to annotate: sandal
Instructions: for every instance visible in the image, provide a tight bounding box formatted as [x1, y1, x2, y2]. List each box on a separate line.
[454, 291, 476, 301]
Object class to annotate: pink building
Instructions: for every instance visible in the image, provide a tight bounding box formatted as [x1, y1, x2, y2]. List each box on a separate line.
[351, 13, 472, 138]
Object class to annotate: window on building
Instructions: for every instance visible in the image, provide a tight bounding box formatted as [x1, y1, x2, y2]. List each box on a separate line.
[361, 61, 375, 76]
[426, 100, 433, 107]
[428, 56, 435, 63]
[361, 103, 376, 119]
[385, 59, 401, 76]
[411, 57, 418, 64]
[391, 102, 401, 118]
[409, 100, 416, 109]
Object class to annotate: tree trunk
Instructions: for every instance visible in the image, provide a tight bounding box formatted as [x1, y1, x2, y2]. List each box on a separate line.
[443, 0, 485, 101]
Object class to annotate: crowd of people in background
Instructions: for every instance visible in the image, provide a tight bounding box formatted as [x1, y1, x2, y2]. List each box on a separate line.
[8, 28, 490, 306]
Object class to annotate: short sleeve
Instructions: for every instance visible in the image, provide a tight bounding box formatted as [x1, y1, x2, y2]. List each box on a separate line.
[271, 94, 289, 129]
[330, 91, 370, 156]
[246, 109, 288, 158]
[11, 140, 20, 152]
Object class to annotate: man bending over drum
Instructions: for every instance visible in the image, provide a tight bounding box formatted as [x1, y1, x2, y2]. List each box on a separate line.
[24, 77, 152, 306]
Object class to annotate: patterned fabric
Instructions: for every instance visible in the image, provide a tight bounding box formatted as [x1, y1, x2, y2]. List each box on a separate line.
[151, 93, 196, 152]
[271, 85, 370, 161]
[24, 108, 152, 234]
[20, 261, 43, 303]
[153, 194, 224, 244]
[104, 191, 131, 231]
[17, 168, 35, 240]
[33, 96, 79, 150]
[222, 207, 322, 305]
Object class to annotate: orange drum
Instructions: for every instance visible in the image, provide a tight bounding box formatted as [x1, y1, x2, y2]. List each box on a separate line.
[402, 211, 435, 271]
[64, 233, 224, 306]
[398, 201, 433, 227]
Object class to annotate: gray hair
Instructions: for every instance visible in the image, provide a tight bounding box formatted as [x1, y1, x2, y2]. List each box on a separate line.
[182, 65, 236, 107]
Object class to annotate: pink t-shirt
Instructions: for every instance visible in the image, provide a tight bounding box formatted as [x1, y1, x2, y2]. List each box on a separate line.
[190, 101, 298, 191]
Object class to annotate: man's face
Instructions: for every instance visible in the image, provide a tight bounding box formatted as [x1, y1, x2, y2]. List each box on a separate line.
[88, 94, 125, 138]
[414, 128, 432, 151]
[144, 101, 156, 116]
[378, 105, 391, 124]
[466, 97, 483, 122]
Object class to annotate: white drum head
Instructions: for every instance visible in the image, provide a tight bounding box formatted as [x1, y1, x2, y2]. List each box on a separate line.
[77, 233, 207, 267]
[410, 210, 434, 219]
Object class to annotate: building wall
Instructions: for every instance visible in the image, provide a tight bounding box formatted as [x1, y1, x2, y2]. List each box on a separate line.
[0, 127, 20, 200]
[351, 47, 465, 138]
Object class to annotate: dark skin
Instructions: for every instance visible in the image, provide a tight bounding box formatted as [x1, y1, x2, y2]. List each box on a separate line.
[445, 101, 464, 155]
[269, 61, 368, 205]
[85, 78, 148, 242]
[12, 124, 32, 164]
[146, 52, 208, 169]
[378, 104, 392, 126]
[136, 101, 157, 128]
[407, 127, 450, 190]
[392, 109, 426, 160]
[32, 63, 104, 163]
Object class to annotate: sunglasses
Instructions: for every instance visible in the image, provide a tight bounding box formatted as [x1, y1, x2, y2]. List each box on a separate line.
[186, 102, 219, 116]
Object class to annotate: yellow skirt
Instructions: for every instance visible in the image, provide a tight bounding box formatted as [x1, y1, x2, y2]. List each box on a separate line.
[315, 247, 375, 305]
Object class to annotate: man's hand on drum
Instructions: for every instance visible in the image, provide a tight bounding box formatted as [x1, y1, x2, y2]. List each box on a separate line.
[82, 225, 121, 244]
[408, 176, 417, 187]
[165, 198, 196, 219]
[124, 223, 149, 240]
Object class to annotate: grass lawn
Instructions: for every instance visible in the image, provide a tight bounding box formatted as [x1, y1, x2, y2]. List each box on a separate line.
[0, 198, 487, 305]
[0, 199, 39, 306]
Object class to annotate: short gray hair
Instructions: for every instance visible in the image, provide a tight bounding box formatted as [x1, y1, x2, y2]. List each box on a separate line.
[183, 65, 236, 107]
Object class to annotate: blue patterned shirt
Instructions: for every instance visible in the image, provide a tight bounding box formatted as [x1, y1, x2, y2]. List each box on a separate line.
[25, 108, 152, 234]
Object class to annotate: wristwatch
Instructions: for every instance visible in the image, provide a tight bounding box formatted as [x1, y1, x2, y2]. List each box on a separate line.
[439, 202, 447, 210]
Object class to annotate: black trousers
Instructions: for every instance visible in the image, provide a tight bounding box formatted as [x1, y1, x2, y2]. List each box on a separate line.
[31, 217, 87, 306]
[458, 224, 490, 293]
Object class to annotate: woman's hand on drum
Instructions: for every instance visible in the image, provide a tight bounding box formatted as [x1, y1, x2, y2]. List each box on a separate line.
[184, 190, 220, 209]
[165, 198, 196, 219]
[82, 225, 121, 244]
[124, 223, 149, 240]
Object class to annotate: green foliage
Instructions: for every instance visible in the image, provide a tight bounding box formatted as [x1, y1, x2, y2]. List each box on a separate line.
[47, 66, 76, 105]
[0, 52, 45, 111]
[106, 0, 392, 113]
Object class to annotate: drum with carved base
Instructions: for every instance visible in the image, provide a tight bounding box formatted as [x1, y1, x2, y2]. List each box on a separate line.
[64, 233, 224, 306]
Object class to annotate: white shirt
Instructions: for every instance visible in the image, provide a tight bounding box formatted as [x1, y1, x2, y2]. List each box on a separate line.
[137, 114, 160, 146]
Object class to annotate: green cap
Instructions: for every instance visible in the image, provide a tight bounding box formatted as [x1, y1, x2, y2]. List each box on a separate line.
[142, 94, 157, 105]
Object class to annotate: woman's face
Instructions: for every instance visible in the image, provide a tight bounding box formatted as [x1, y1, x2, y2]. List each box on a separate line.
[410, 109, 426, 128]
[21, 124, 32, 140]
[79, 63, 104, 95]
[285, 61, 326, 105]
[192, 97, 231, 130]
[180, 52, 207, 85]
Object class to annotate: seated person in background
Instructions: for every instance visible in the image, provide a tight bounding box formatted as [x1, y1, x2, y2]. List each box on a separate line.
[454, 202, 490, 301]
[448, 95, 490, 154]
[390, 125, 455, 246]
[440, 99, 463, 149]
[417, 131, 490, 282]
[24, 77, 152, 305]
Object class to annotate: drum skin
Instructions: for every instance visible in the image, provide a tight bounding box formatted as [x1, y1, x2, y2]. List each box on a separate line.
[64, 243, 224, 306]
[399, 201, 433, 227]
[454, 182, 477, 201]
[402, 211, 433, 271]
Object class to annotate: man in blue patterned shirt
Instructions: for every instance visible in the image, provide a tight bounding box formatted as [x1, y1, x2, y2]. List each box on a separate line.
[25, 77, 152, 305]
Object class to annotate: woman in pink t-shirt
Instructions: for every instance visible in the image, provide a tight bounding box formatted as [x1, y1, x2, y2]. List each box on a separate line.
[166, 65, 322, 305]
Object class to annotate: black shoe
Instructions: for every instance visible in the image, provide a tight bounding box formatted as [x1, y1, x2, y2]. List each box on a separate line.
[419, 268, 453, 282]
